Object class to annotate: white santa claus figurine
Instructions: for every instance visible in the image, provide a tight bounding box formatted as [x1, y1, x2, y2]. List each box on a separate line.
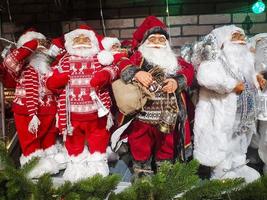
[46, 25, 120, 182]
[2, 28, 65, 178]
[193, 25, 261, 183]
[249, 33, 267, 173]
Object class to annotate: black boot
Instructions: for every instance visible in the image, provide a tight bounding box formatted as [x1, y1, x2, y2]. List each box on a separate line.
[132, 159, 153, 181]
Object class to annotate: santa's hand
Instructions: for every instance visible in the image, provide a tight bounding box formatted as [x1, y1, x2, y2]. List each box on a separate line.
[233, 82, 245, 94]
[90, 70, 111, 89]
[134, 71, 153, 88]
[162, 78, 178, 93]
[257, 74, 267, 90]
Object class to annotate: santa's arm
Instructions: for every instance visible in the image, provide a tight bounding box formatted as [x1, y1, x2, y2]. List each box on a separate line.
[197, 60, 237, 94]
[120, 51, 143, 83]
[46, 68, 69, 94]
[171, 57, 194, 92]
[3, 40, 38, 78]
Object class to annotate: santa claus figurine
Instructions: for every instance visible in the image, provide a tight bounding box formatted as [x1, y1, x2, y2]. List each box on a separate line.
[2, 29, 65, 178]
[46, 25, 119, 182]
[249, 33, 267, 173]
[193, 25, 261, 183]
[112, 16, 194, 177]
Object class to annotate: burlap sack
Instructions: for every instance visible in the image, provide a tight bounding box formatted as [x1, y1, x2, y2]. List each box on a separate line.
[112, 79, 154, 115]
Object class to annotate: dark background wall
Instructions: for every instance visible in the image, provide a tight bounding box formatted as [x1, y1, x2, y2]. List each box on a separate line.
[0, 0, 257, 38]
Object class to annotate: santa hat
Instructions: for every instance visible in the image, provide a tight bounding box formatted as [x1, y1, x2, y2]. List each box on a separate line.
[132, 16, 169, 49]
[101, 37, 121, 51]
[211, 25, 245, 49]
[250, 33, 267, 48]
[17, 28, 46, 48]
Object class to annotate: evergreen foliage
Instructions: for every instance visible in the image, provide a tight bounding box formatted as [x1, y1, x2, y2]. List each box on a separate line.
[0, 142, 267, 200]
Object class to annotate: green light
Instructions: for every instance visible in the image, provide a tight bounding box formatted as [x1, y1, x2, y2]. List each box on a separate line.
[252, 0, 266, 14]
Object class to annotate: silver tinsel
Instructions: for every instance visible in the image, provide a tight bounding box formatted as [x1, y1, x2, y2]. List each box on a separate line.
[180, 44, 193, 64]
[191, 33, 219, 67]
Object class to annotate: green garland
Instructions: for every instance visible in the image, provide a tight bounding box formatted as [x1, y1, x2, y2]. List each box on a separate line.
[1, 142, 267, 200]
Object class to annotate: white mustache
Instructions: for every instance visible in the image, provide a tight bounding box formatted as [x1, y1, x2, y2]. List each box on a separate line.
[231, 40, 246, 45]
[73, 44, 92, 49]
[145, 44, 167, 48]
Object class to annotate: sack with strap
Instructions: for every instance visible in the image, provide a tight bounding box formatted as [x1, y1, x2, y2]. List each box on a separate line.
[112, 79, 154, 115]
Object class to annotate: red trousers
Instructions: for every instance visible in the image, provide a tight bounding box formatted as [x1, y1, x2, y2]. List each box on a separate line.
[65, 117, 109, 156]
[128, 120, 176, 162]
[14, 113, 57, 156]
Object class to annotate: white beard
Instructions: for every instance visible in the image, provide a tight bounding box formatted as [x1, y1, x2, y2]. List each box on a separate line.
[138, 41, 179, 75]
[65, 40, 99, 57]
[29, 52, 51, 75]
[223, 41, 256, 85]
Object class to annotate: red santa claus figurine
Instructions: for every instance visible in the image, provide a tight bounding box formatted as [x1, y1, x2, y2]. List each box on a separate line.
[2, 29, 65, 178]
[112, 16, 194, 177]
[46, 25, 120, 182]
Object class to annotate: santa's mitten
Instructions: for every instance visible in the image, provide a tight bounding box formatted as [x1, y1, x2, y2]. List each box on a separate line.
[28, 115, 40, 134]
[90, 70, 111, 89]
[113, 52, 128, 64]
[46, 71, 70, 91]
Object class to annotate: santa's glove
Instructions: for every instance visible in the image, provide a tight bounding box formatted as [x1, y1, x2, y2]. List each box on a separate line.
[90, 70, 111, 89]
[46, 71, 70, 91]
[28, 115, 40, 134]
[15, 39, 38, 62]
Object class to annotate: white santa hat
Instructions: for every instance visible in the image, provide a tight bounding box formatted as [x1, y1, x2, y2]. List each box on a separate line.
[101, 37, 121, 51]
[17, 28, 46, 48]
[64, 25, 114, 65]
[250, 33, 267, 48]
[211, 25, 245, 48]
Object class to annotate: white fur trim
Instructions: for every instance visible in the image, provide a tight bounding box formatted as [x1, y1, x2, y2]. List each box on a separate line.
[48, 44, 61, 57]
[63, 147, 90, 182]
[87, 152, 109, 177]
[97, 50, 114, 65]
[28, 115, 40, 134]
[44, 145, 58, 156]
[20, 149, 44, 166]
[102, 37, 120, 51]
[17, 31, 46, 48]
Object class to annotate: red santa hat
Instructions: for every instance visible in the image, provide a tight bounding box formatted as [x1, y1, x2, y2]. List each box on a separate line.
[132, 16, 169, 50]
[17, 28, 46, 48]
[64, 25, 113, 65]
[101, 37, 121, 51]
[250, 33, 267, 48]
[211, 25, 245, 49]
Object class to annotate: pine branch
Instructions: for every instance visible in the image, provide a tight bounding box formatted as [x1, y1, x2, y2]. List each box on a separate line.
[34, 173, 55, 200]
[0, 141, 14, 168]
[20, 157, 40, 175]
[178, 178, 244, 200]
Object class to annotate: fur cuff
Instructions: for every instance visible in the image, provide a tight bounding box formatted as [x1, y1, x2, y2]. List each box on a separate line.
[68, 147, 89, 163]
[43, 145, 58, 156]
[20, 149, 44, 166]
[97, 50, 114, 66]
[121, 65, 141, 83]
[88, 152, 107, 162]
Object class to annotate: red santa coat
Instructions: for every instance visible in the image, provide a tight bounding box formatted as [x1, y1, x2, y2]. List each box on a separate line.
[115, 50, 194, 161]
[47, 53, 119, 136]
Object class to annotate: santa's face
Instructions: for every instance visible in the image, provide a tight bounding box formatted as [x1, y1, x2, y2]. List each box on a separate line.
[139, 34, 178, 75]
[111, 43, 121, 53]
[145, 34, 167, 48]
[65, 33, 99, 57]
[72, 34, 92, 49]
[231, 31, 246, 45]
